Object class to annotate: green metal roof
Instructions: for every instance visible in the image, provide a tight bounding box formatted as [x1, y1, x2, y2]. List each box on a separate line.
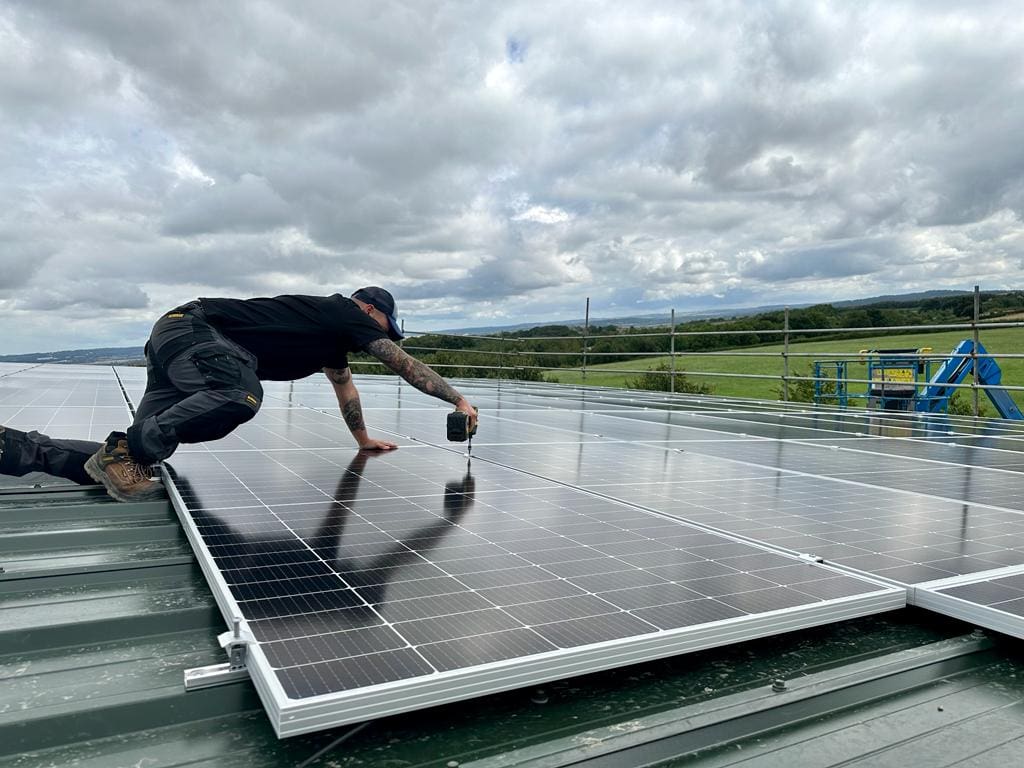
[2, 482, 1024, 767]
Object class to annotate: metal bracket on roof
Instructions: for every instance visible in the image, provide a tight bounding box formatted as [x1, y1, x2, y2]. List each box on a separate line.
[798, 552, 825, 564]
[184, 616, 253, 691]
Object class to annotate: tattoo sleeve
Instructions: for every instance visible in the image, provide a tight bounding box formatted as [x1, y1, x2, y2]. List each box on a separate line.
[365, 338, 463, 405]
[341, 397, 366, 434]
[324, 367, 367, 436]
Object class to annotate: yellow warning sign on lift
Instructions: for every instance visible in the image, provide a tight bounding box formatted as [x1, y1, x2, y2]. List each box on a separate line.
[872, 368, 915, 383]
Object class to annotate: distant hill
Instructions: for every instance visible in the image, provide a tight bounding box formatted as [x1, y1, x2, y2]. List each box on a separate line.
[0, 347, 145, 365]
[440, 304, 802, 335]
[439, 289, 976, 335]
[832, 289, 970, 308]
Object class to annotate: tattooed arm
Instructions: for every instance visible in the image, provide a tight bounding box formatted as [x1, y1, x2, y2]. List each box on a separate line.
[323, 366, 398, 451]
[365, 338, 478, 431]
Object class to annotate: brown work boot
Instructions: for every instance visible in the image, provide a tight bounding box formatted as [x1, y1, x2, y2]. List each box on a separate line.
[84, 432, 165, 502]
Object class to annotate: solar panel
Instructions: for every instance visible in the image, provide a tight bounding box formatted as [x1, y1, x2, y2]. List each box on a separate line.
[158, 418, 901, 736]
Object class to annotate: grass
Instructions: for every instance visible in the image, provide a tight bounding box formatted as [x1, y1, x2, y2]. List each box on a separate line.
[545, 327, 1024, 407]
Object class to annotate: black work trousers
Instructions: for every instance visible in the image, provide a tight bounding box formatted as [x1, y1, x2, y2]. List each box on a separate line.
[0, 302, 263, 485]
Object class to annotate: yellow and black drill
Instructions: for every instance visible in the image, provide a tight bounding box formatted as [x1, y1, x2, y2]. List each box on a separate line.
[447, 409, 478, 457]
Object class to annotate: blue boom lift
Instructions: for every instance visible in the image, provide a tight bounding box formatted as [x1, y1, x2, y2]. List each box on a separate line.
[813, 339, 1023, 419]
[918, 339, 1023, 419]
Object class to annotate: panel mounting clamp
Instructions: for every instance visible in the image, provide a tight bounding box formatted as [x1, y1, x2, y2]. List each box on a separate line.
[184, 615, 254, 691]
[798, 552, 825, 564]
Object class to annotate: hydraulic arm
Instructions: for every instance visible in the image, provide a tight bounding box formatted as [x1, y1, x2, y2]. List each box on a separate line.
[918, 340, 1023, 419]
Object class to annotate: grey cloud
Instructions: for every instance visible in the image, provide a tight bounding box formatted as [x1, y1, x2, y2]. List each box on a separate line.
[0, 5, 130, 123]
[400, 221, 583, 303]
[18, 1, 435, 120]
[740, 3, 852, 83]
[0, 246, 50, 295]
[123, 237, 344, 297]
[444, 255, 574, 300]
[742, 241, 900, 282]
[17, 279, 149, 310]
[161, 175, 291, 236]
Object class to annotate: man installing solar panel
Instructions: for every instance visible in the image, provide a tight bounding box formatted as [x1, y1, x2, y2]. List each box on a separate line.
[0, 288, 479, 502]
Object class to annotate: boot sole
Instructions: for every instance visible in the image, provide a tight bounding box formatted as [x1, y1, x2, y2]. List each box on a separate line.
[84, 454, 166, 503]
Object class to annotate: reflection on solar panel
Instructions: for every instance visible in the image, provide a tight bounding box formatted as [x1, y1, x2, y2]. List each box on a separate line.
[10, 366, 1024, 736]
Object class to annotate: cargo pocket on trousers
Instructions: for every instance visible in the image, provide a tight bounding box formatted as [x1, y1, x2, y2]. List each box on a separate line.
[192, 349, 244, 390]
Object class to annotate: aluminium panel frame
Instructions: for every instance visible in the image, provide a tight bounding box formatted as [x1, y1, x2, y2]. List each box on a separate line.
[913, 565, 1024, 640]
[267, 586, 903, 738]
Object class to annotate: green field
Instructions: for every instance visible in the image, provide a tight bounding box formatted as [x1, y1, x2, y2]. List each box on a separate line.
[546, 327, 1024, 407]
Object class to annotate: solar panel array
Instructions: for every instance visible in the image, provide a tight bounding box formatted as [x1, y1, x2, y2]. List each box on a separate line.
[0, 364, 133, 442]
[5, 365, 1024, 737]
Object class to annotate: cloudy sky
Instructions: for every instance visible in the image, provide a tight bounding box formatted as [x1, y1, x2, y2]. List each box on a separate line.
[2, 1, 1023, 353]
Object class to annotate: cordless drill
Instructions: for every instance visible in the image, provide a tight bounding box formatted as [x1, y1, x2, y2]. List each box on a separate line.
[447, 409, 478, 455]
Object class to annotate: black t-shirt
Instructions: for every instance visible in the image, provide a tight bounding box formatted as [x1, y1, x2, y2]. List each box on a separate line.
[198, 294, 388, 380]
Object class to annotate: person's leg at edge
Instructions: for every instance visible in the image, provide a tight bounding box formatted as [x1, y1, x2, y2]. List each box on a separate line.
[0, 426, 101, 486]
[0, 344, 171, 489]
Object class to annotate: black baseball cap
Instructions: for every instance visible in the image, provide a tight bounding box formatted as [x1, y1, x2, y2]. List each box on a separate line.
[352, 286, 405, 341]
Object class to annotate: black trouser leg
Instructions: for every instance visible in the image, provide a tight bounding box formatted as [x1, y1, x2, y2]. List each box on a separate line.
[0, 427, 101, 485]
[126, 315, 263, 464]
